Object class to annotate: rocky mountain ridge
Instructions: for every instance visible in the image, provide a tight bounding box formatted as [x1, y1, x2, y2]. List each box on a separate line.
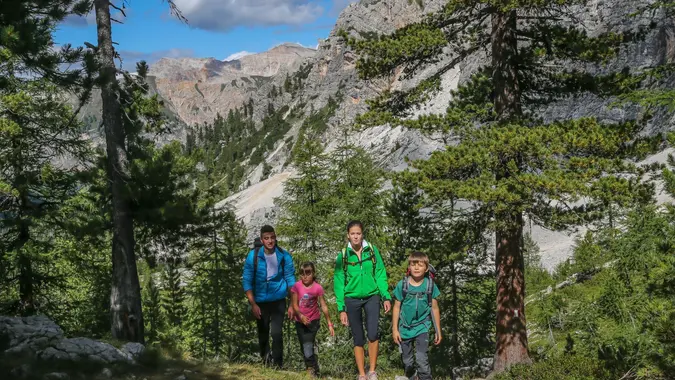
[147, 43, 316, 127]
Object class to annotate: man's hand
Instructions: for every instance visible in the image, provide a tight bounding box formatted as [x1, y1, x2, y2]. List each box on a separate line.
[251, 303, 262, 320]
[392, 329, 402, 345]
[287, 306, 294, 319]
[328, 323, 335, 337]
[340, 312, 349, 326]
[383, 300, 392, 314]
[434, 332, 442, 346]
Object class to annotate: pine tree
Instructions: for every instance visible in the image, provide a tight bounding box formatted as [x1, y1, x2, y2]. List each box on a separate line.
[345, 1, 658, 371]
[276, 138, 332, 260]
[92, 0, 186, 343]
[184, 205, 249, 359]
[0, 0, 93, 93]
[0, 51, 91, 316]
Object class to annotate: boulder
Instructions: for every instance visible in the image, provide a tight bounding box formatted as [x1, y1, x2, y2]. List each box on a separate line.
[39, 337, 130, 364]
[0, 315, 64, 357]
[121, 342, 145, 361]
[453, 357, 494, 380]
[1, 315, 134, 365]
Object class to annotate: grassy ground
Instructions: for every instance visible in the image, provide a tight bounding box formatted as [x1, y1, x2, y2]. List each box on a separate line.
[124, 361, 309, 380]
[114, 361, 403, 380]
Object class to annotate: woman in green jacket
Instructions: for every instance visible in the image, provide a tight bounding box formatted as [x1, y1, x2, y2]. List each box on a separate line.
[334, 220, 391, 380]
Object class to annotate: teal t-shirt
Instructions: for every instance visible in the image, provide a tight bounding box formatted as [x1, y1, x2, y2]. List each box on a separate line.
[393, 277, 440, 340]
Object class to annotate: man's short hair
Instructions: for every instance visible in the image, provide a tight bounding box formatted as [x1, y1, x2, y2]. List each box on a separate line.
[260, 225, 275, 236]
[408, 251, 430, 267]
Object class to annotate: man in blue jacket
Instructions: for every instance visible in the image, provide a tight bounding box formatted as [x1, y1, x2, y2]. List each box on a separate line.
[243, 225, 296, 368]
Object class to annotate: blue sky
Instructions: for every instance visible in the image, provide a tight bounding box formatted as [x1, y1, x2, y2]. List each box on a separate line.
[55, 0, 358, 70]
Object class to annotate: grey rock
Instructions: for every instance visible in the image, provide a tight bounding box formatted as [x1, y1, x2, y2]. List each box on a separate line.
[42, 337, 129, 364]
[121, 342, 145, 360]
[175, 375, 187, 380]
[453, 357, 493, 380]
[1, 315, 133, 365]
[0, 315, 64, 357]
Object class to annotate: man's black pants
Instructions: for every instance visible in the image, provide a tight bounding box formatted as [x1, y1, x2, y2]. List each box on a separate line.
[256, 299, 286, 367]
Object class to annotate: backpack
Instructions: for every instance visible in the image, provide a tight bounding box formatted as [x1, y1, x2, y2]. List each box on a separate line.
[341, 245, 377, 287]
[400, 264, 439, 330]
[251, 238, 286, 296]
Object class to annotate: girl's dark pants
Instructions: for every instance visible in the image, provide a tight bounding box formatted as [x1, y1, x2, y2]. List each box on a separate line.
[295, 319, 321, 372]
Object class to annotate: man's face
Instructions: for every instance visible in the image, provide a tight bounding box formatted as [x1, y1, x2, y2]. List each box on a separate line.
[261, 232, 277, 251]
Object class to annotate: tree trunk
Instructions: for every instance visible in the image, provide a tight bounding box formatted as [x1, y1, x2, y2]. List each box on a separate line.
[491, 9, 530, 372]
[18, 223, 34, 316]
[94, 0, 144, 343]
[450, 260, 461, 366]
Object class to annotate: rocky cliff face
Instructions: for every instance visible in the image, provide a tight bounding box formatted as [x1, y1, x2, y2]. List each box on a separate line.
[147, 43, 316, 127]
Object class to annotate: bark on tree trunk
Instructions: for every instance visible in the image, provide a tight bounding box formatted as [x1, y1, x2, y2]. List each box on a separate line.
[450, 260, 461, 366]
[491, 8, 531, 372]
[18, 223, 34, 316]
[94, 0, 144, 343]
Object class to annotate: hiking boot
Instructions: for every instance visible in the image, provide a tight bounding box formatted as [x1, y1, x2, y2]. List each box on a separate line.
[367, 371, 378, 380]
[357, 376, 367, 380]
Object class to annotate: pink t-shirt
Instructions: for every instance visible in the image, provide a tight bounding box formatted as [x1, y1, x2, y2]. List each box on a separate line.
[291, 281, 324, 322]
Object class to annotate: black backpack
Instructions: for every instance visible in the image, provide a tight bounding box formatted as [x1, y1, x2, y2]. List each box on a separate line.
[341, 246, 377, 287]
[251, 238, 286, 296]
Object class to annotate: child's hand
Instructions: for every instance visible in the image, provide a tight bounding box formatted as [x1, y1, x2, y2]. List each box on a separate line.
[434, 332, 442, 346]
[328, 323, 335, 336]
[392, 329, 402, 345]
[300, 314, 310, 325]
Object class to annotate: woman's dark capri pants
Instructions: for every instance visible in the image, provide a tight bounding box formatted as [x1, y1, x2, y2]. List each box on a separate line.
[345, 295, 380, 347]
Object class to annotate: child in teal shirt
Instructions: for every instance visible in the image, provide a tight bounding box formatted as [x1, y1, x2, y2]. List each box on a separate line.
[392, 252, 442, 380]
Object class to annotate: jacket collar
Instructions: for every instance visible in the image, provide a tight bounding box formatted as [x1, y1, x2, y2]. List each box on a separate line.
[347, 240, 371, 254]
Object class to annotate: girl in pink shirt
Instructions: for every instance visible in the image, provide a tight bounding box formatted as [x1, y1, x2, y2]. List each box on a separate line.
[291, 262, 335, 378]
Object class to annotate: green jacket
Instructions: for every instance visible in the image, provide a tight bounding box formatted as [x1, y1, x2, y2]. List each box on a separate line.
[334, 240, 391, 312]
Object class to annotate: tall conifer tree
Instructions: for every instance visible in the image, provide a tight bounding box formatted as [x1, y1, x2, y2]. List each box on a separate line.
[345, 0, 659, 371]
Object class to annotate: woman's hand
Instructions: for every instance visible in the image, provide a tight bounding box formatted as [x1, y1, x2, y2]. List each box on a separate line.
[383, 300, 392, 313]
[340, 312, 349, 326]
[300, 314, 310, 325]
[328, 323, 335, 336]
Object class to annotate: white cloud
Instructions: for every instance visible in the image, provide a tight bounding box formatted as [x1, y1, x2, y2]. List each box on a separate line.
[224, 51, 255, 61]
[172, 0, 324, 31]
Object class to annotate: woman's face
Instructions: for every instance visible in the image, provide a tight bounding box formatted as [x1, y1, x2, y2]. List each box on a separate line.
[347, 225, 363, 247]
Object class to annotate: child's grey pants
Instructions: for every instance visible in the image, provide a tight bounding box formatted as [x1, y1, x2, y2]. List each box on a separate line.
[400, 332, 431, 380]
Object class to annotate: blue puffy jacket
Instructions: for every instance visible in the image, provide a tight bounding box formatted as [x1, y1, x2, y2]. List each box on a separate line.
[242, 246, 296, 303]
